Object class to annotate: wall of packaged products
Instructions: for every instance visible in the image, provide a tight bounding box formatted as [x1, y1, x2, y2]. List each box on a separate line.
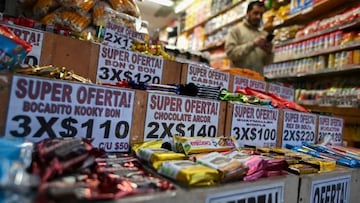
[261, 0, 360, 147]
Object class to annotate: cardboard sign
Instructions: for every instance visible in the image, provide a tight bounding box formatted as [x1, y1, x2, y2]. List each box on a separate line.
[310, 175, 350, 203]
[318, 115, 343, 145]
[102, 21, 147, 50]
[206, 182, 284, 203]
[144, 93, 220, 140]
[2, 23, 44, 66]
[4, 75, 135, 152]
[231, 104, 279, 147]
[233, 75, 266, 92]
[281, 110, 316, 148]
[97, 44, 164, 84]
[186, 63, 230, 89]
[268, 83, 295, 101]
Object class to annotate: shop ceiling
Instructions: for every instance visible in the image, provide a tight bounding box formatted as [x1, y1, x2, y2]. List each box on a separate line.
[137, 0, 183, 32]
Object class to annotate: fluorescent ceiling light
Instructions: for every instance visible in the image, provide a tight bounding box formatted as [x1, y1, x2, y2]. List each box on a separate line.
[175, 0, 194, 13]
[147, 0, 174, 7]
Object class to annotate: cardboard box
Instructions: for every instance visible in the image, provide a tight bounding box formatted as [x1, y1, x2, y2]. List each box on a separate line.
[225, 102, 281, 148]
[131, 91, 227, 144]
[278, 109, 319, 148]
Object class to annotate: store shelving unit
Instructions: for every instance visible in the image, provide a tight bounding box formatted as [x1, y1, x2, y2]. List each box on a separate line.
[266, 0, 360, 146]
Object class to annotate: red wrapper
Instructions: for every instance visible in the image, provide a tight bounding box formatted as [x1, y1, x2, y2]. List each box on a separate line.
[236, 87, 309, 112]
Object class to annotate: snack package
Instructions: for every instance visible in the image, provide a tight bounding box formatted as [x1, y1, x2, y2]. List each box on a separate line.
[137, 148, 186, 169]
[30, 138, 104, 182]
[41, 8, 91, 32]
[92, 1, 113, 26]
[173, 136, 237, 155]
[33, 0, 60, 19]
[196, 152, 248, 183]
[0, 25, 32, 70]
[301, 157, 336, 173]
[108, 0, 140, 17]
[57, 0, 97, 14]
[287, 163, 319, 175]
[243, 156, 266, 175]
[243, 170, 266, 181]
[158, 160, 220, 187]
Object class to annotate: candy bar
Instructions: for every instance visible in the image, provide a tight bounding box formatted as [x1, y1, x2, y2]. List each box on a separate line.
[173, 136, 237, 155]
[196, 152, 248, 183]
[158, 160, 220, 187]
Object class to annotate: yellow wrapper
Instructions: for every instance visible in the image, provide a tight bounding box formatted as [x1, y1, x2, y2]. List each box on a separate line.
[288, 163, 319, 175]
[132, 140, 163, 154]
[158, 160, 220, 187]
[174, 136, 237, 155]
[302, 157, 336, 173]
[137, 148, 186, 170]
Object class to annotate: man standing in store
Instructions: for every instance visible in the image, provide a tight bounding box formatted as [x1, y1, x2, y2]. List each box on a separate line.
[225, 1, 273, 76]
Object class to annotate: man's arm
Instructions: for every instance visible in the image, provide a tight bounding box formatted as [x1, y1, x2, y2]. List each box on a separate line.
[225, 28, 255, 63]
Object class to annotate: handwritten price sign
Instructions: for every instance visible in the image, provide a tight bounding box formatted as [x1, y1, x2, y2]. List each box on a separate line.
[144, 93, 220, 141]
[231, 104, 279, 147]
[97, 44, 163, 85]
[187, 63, 230, 89]
[5, 75, 135, 152]
[317, 115, 343, 145]
[281, 110, 316, 148]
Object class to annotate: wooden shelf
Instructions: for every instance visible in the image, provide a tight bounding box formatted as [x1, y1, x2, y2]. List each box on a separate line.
[181, 0, 244, 34]
[200, 41, 225, 52]
[267, 65, 360, 81]
[273, 41, 360, 63]
[274, 18, 360, 47]
[305, 105, 360, 125]
[205, 16, 245, 37]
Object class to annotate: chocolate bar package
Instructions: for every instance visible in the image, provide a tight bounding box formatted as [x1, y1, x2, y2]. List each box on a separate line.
[158, 160, 220, 187]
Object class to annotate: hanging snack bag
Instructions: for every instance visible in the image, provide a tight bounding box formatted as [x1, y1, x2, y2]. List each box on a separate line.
[0, 25, 32, 70]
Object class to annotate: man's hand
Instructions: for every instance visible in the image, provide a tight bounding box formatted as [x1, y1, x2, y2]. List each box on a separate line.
[253, 36, 273, 53]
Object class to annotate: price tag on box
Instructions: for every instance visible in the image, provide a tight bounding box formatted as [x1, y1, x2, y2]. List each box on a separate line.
[317, 115, 343, 145]
[4, 75, 135, 152]
[233, 75, 266, 92]
[102, 21, 148, 50]
[97, 44, 164, 85]
[268, 83, 295, 101]
[230, 103, 279, 147]
[281, 110, 317, 148]
[310, 175, 350, 203]
[144, 92, 222, 140]
[185, 63, 230, 89]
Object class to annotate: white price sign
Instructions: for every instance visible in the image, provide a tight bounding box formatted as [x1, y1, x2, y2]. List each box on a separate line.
[2, 24, 44, 66]
[144, 93, 220, 141]
[268, 83, 295, 101]
[282, 110, 316, 148]
[103, 21, 147, 50]
[206, 182, 284, 203]
[310, 175, 350, 203]
[233, 75, 266, 92]
[231, 104, 279, 147]
[187, 63, 230, 89]
[318, 115, 343, 145]
[97, 44, 163, 85]
[5, 75, 135, 152]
